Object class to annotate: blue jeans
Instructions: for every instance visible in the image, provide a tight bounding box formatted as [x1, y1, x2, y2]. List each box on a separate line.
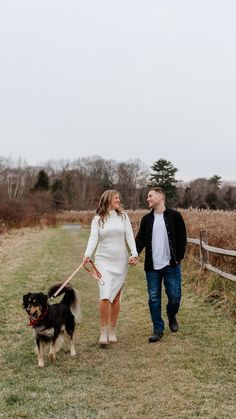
[145, 264, 182, 333]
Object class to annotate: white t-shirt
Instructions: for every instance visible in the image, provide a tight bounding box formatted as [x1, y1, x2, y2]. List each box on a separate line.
[152, 212, 171, 269]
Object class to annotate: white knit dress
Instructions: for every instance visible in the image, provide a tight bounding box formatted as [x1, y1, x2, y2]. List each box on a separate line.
[84, 210, 138, 302]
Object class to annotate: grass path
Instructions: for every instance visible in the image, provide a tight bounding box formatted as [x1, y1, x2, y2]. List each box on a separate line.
[0, 227, 235, 418]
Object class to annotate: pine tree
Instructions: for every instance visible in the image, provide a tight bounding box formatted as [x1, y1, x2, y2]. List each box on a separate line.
[149, 159, 178, 205]
[209, 175, 221, 190]
[34, 169, 49, 191]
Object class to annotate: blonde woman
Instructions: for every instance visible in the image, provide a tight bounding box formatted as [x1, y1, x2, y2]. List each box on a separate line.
[83, 190, 138, 347]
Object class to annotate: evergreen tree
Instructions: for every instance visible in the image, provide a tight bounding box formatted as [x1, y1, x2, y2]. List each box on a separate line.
[209, 175, 221, 189]
[34, 169, 49, 191]
[99, 170, 113, 192]
[205, 175, 221, 209]
[149, 159, 178, 205]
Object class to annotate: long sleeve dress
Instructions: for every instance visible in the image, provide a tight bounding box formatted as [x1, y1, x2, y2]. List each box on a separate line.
[84, 210, 138, 302]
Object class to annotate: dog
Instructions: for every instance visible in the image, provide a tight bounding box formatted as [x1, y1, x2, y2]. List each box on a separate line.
[23, 283, 80, 367]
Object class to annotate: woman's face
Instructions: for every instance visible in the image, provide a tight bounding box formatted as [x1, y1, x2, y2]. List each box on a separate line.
[110, 193, 121, 210]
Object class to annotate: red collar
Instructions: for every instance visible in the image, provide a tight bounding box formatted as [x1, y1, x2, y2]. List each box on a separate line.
[28, 309, 48, 326]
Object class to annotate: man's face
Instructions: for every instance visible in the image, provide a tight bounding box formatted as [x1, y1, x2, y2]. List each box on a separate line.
[147, 190, 164, 208]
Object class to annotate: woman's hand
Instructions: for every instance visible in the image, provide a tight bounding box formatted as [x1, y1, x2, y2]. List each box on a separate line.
[129, 256, 138, 266]
[83, 256, 90, 264]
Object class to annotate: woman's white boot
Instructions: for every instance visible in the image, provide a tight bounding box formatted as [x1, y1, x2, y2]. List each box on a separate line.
[99, 325, 108, 346]
[108, 326, 118, 343]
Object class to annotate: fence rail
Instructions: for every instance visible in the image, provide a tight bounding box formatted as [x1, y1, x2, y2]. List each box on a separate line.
[187, 229, 236, 283]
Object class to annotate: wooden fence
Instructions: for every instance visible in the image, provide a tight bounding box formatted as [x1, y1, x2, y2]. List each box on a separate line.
[187, 229, 236, 283]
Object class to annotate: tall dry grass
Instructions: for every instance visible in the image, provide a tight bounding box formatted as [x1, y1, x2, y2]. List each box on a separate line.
[54, 210, 96, 227]
[54, 208, 236, 249]
[180, 208, 236, 249]
[54, 209, 148, 231]
[4, 207, 235, 276]
[128, 208, 236, 275]
[180, 209, 236, 275]
[178, 209, 236, 319]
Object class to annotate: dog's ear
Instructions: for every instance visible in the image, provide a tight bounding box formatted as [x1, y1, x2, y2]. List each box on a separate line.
[38, 293, 48, 308]
[23, 293, 31, 309]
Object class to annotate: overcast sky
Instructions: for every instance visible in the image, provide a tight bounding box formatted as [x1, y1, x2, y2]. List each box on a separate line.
[0, 0, 235, 181]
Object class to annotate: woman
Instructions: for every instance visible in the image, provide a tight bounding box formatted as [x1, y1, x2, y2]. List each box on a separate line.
[83, 190, 138, 347]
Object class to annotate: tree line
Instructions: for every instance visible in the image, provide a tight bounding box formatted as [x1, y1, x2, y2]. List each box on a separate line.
[0, 155, 235, 228]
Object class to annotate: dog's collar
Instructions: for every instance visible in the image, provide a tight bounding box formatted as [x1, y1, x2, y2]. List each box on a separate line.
[28, 309, 48, 326]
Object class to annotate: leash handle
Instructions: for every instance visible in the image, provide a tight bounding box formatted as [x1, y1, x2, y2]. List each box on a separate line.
[83, 260, 104, 285]
[49, 260, 103, 301]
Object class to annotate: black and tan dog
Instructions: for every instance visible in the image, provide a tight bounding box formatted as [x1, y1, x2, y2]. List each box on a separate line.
[23, 283, 80, 367]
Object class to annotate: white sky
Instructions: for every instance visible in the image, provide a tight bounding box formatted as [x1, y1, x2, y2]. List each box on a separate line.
[0, 0, 235, 181]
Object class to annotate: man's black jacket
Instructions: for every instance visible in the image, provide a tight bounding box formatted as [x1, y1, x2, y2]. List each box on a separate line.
[135, 208, 187, 271]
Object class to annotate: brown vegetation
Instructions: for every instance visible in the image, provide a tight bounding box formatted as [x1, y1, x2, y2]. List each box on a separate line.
[1, 156, 236, 233]
[180, 208, 236, 275]
[53, 207, 236, 278]
[54, 208, 236, 250]
[180, 208, 236, 248]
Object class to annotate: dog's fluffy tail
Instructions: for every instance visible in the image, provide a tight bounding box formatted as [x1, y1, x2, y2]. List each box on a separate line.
[48, 283, 81, 322]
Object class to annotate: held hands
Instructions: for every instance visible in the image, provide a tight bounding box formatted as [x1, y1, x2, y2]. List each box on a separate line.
[84, 255, 138, 266]
[129, 256, 138, 266]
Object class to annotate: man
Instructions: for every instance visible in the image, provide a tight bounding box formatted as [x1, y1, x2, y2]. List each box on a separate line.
[135, 187, 187, 342]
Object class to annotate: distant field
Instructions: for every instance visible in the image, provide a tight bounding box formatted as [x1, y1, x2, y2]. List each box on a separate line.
[55, 208, 236, 272]
[54, 208, 236, 248]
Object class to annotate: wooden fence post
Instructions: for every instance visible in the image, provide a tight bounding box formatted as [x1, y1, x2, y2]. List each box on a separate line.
[200, 229, 209, 269]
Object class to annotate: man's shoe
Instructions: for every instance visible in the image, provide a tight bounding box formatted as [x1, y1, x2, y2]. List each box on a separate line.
[148, 331, 163, 343]
[168, 316, 179, 332]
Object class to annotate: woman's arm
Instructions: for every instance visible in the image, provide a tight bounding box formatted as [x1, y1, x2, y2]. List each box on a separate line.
[124, 214, 138, 257]
[84, 217, 100, 258]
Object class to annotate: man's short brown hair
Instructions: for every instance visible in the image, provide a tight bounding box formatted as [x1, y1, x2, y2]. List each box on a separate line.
[149, 187, 166, 198]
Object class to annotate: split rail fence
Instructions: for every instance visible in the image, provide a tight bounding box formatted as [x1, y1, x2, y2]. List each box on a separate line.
[187, 229, 236, 283]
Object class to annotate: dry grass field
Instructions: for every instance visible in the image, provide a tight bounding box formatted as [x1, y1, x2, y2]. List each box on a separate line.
[54, 208, 236, 249]
[55, 208, 236, 280]
[179, 209, 236, 318]
[0, 225, 235, 418]
[180, 209, 236, 249]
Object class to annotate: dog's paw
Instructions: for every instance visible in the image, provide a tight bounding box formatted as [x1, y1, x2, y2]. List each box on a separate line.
[49, 352, 56, 362]
[38, 362, 44, 368]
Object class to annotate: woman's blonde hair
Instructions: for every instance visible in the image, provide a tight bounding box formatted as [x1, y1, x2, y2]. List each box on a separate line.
[96, 189, 124, 226]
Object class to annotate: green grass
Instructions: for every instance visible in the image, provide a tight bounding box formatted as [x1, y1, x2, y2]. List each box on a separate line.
[0, 227, 235, 418]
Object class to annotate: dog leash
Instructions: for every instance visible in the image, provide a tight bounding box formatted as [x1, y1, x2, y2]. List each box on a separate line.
[49, 260, 104, 301]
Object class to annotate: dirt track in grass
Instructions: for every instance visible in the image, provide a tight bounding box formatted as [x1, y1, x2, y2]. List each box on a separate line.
[0, 227, 235, 418]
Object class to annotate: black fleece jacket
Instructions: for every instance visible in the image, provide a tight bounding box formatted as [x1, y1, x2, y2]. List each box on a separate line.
[135, 208, 187, 271]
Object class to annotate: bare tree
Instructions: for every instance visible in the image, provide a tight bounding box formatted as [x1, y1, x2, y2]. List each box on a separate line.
[116, 159, 148, 209]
